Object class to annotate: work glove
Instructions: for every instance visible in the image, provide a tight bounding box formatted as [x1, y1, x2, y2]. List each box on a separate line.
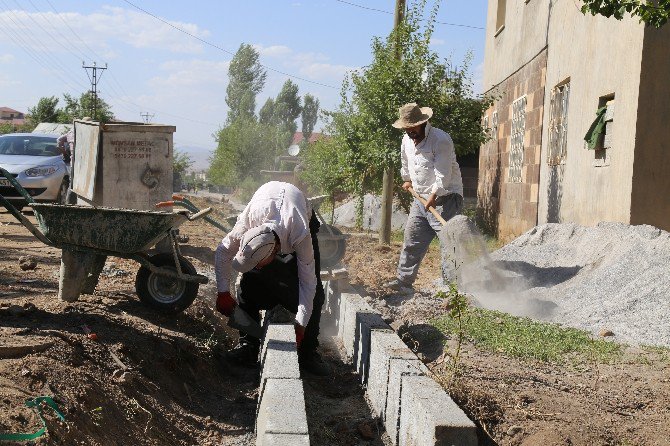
[216, 291, 236, 317]
[294, 323, 305, 348]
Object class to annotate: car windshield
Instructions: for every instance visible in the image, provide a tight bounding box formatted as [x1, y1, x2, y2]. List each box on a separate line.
[0, 135, 60, 157]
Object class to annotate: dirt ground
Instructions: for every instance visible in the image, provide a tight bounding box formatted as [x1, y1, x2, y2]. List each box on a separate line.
[342, 232, 670, 446]
[0, 198, 384, 446]
[3, 196, 669, 446]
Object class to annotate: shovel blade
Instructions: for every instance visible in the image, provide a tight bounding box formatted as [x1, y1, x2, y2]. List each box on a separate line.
[227, 306, 263, 338]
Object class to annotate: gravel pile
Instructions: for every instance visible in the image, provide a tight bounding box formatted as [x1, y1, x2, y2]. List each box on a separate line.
[448, 220, 670, 347]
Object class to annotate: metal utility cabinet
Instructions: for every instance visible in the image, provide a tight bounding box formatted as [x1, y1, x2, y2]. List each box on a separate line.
[72, 120, 175, 210]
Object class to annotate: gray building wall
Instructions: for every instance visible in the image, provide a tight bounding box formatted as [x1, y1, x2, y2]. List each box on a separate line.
[479, 0, 664, 240]
[537, 3, 645, 226]
[630, 25, 670, 230]
[482, 0, 550, 91]
[479, 0, 550, 241]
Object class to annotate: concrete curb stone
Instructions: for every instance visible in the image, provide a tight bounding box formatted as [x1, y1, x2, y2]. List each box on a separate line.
[399, 375, 477, 446]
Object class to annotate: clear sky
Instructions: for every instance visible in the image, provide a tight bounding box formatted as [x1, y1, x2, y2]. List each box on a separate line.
[0, 0, 487, 155]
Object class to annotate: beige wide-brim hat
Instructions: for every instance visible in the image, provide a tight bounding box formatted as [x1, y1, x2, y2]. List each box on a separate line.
[392, 102, 433, 129]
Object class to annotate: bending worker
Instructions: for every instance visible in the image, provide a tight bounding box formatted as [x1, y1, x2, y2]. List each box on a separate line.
[214, 181, 329, 376]
[385, 102, 464, 294]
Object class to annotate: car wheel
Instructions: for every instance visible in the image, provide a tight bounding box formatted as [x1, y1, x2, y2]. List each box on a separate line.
[56, 178, 69, 204]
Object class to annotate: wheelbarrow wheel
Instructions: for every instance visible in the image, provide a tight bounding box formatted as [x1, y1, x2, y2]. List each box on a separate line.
[135, 253, 199, 314]
[317, 224, 346, 269]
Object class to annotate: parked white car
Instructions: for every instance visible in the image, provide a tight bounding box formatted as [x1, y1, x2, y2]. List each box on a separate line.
[0, 133, 69, 210]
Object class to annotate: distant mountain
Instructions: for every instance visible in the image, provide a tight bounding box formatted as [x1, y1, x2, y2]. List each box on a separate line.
[175, 146, 213, 171]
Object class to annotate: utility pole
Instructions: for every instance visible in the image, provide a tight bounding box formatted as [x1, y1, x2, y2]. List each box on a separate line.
[82, 61, 107, 120]
[379, 0, 406, 245]
[140, 112, 155, 124]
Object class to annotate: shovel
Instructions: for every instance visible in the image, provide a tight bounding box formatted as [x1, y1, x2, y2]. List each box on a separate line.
[407, 187, 449, 225]
[227, 306, 263, 339]
[408, 186, 504, 286]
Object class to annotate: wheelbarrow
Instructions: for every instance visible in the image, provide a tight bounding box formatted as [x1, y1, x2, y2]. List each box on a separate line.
[0, 167, 211, 314]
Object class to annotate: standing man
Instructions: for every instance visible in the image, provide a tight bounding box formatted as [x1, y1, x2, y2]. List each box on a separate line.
[57, 127, 76, 204]
[214, 181, 329, 375]
[385, 103, 464, 294]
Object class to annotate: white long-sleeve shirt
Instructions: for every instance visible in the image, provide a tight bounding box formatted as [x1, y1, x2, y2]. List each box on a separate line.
[400, 123, 463, 198]
[215, 181, 316, 327]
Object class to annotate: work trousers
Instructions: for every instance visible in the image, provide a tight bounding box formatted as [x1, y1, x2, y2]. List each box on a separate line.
[237, 213, 325, 354]
[397, 193, 463, 285]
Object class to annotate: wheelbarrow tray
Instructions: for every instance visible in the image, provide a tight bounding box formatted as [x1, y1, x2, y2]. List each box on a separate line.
[30, 203, 190, 254]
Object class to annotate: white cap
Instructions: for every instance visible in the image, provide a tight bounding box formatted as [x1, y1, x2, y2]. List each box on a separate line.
[232, 225, 277, 273]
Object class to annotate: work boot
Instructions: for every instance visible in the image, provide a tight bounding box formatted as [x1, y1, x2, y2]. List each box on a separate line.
[299, 350, 331, 376]
[383, 279, 414, 295]
[225, 342, 259, 367]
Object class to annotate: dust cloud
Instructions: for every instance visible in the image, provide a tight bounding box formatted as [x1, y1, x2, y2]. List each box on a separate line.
[438, 216, 557, 319]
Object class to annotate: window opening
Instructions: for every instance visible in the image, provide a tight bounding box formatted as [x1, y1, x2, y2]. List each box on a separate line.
[548, 81, 570, 165]
[496, 0, 507, 34]
[509, 96, 526, 183]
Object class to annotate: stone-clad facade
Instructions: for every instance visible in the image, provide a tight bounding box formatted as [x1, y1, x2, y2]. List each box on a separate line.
[479, 0, 670, 240]
[479, 50, 546, 241]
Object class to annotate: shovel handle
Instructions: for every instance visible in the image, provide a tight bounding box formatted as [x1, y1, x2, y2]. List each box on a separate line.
[407, 187, 448, 227]
[187, 207, 212, 221]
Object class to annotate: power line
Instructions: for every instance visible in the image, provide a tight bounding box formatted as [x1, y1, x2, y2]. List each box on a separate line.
[43, 0, 136, 100]
[120, 0, 340, 89]
[333, 0, 484, 29]
[36, 1, 221, 128]
[0, 2, 86, 93]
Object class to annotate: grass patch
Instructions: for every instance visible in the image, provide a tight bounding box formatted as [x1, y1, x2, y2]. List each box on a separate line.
[432, 306, 622, 363]
[637, 344, 670, 364]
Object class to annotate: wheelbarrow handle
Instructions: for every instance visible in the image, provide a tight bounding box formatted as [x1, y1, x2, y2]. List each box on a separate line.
[187, 207, 212, 221]
[172, 194, 185, 200]
[155, 201, 174, 208]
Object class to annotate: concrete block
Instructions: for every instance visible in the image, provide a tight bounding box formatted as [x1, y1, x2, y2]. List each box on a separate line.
[385, 358, 428, 445]
[338, 292, 367, 351]
[260, 323, 296, 370]
[367, 330, 415, 418]
[399, 376, 477, 446]
[339, 292, 390, 367]
[258, 433, 310, 446]
[258, 324, 300, 416]
[256, 378, 308, 439]
[354, 312, 391, 384]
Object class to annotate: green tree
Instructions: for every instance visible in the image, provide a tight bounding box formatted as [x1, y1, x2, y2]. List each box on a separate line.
[259, 97, 276, 125]
[59, 92, 114, 123]
[226, 44, 267, 123]
[173, 149, 194, 178]
[301, 93, 319, 145]
[0, 120, 33, 134]
[581, 0, 670, 27]
[210, 118, 275, 186]
[302, 0, 492, 213]
[272, 79, 303, 152]
[28, 96, 60, 127]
